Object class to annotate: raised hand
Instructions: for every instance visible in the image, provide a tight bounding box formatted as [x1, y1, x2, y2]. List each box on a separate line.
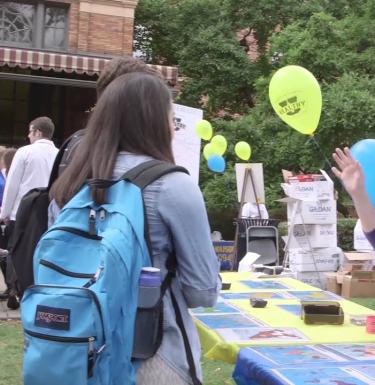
[332, 147, 366, 199]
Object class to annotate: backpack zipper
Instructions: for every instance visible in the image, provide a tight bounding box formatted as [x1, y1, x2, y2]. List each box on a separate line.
[25, 330, 98, 378]
[40, 259, 96, 279]
[28, 285, 106, 344]
[47, 226, 102, 240]
[25, 329, 95, 343]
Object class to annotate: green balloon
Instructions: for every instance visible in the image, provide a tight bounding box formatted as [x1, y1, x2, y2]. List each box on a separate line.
[196, 120, 213, 140]
[269, 65, 322, 135]
[235, 141, 251, 160]
[210, 135, 227, 156]
[203, 143, 216, 160]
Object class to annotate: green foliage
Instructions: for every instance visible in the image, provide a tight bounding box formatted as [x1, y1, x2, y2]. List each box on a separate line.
[337, 218, 357, 252]
[135, 0, 375, 217]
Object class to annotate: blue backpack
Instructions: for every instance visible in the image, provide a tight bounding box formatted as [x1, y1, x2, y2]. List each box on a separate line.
[21, 160, 187, 385]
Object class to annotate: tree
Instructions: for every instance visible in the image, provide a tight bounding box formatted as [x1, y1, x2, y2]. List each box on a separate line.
[135, 0, 375, 218]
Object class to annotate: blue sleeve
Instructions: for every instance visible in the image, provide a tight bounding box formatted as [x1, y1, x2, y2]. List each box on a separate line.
[365, 228, 375, 249]
[157, 172, 220, 308]
[0, 173, 5, 207]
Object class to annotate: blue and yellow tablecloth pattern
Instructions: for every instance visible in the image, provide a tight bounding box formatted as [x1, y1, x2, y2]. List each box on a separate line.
[192, 272, 375, 364]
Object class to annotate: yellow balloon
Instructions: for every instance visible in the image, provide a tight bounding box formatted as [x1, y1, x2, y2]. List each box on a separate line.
[269, 65, 322, 135]
[195, 120, 213, 140]
[210, 135, 227, 155]
[235, 141, 251, 160]
[203, 143, 216, 160]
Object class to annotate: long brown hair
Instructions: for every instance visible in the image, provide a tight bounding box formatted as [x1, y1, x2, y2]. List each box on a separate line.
[50, 72, 175, 207]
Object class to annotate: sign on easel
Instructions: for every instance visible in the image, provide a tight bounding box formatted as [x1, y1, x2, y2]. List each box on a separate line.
[235, 163, 265, 203]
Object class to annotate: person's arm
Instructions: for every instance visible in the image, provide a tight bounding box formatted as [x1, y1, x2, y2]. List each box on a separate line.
[158, 173, 220, 308]
[332, 147, 375, 240]
[0, 149, 25, 221]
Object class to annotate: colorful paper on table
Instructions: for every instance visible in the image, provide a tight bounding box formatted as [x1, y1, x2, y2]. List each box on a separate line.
[221, 292, 291, 300]
[276, 367, 370, 385]
[233, 344, 375, 385]
[323, 344, 375, 361]
[216, 327, 309, 343]
[194, 272, 375, 364]
[250, 345, 342, 365]
[191, 302, 240, 314]
[353, 366, 375, 380]
[240, 280, 290, 290]
[195, 314, 261, 329]
[288, 291, 341, 301]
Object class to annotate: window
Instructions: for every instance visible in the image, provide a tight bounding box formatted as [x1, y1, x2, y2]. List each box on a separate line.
[0, 2, 68, 50]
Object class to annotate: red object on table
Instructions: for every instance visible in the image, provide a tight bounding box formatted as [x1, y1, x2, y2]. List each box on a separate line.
[366, 315, 375, 333]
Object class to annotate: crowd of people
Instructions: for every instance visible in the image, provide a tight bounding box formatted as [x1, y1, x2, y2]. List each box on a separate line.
[0, 54, 373, 385]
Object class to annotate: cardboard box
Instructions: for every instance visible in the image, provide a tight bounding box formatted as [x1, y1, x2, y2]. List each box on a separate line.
[339, 252, 375, 272]
[354, 220, 374, 251]
[286, 199, 337, 225]
[294, 271, 328, 290]
[325, 272, 342, 295]
[281, 170, 334, 201]
[341, 271, 375, 298]
[286, 224, 337, 248]
[288, 247, 340, 272]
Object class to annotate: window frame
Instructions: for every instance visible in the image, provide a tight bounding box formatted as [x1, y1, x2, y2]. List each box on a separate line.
[0, 1, 69, 51]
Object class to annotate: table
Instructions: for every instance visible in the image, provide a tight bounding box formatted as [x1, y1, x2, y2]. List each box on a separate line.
[233, 343, 375, 385]
[192, 272, 375, 364]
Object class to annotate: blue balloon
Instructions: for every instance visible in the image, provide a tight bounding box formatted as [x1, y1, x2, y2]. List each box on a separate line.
[351, 139, 375, 206]
[207, 155, 226, 173]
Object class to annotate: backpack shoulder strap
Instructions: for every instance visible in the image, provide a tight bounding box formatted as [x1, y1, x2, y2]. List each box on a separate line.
[47, 131, 84, 189]
[123, 160, 189, 189]
[87, 160, 189, 190]
[125, 161, 201, 385]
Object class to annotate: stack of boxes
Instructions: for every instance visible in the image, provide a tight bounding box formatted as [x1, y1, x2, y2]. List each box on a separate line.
[281, 170, 339, 289]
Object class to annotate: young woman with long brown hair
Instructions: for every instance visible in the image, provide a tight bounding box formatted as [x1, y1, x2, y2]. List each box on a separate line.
[49, 72, 220, 385]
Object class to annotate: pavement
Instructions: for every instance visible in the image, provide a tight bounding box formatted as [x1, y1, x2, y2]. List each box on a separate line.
[0, 274, 21, 320]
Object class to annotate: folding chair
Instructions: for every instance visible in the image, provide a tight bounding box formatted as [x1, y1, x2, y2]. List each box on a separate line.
[246, 225, 279, 266]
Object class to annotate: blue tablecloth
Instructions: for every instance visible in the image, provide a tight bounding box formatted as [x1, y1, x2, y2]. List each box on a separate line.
[233, 343, 375, 385]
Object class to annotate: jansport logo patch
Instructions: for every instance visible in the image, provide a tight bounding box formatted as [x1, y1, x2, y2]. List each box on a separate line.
[35, 305, 71, 331]
[278, 96, 305, 116]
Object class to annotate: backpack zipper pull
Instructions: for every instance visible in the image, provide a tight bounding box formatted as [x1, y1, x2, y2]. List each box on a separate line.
[87, 336, 96, 378]
[89, 209, 96, 235]
[83, 264, 104, 288]
[99, 209, 106, 221]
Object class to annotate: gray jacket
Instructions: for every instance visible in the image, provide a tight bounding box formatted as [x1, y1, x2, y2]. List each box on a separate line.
[49, 152, 220, 383]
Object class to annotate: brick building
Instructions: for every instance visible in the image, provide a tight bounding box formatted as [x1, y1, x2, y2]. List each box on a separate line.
[0, 0, 177, 145]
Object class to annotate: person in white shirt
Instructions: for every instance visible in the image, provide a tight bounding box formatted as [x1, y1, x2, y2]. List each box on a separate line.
[0, 117, 58, 308]
[0, 117, 58, 223]
[241, 202, 269, 219]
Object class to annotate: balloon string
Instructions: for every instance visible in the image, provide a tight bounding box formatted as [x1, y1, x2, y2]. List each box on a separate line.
[309, 135, 333, 170]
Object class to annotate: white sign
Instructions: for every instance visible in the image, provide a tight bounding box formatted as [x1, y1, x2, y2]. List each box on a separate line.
[235, 163, 265, 203]
[172, 103, 202, 183]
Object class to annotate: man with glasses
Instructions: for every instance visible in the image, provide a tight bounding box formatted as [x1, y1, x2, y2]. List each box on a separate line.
[0, 116, 58, 308]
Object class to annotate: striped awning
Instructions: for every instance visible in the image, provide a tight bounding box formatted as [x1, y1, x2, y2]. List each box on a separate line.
[0, 47, 178, 86]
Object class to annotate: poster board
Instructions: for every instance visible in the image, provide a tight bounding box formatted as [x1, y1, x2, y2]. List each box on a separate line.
[235, 163, 265, 203]
[172, 103, 202, 183]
